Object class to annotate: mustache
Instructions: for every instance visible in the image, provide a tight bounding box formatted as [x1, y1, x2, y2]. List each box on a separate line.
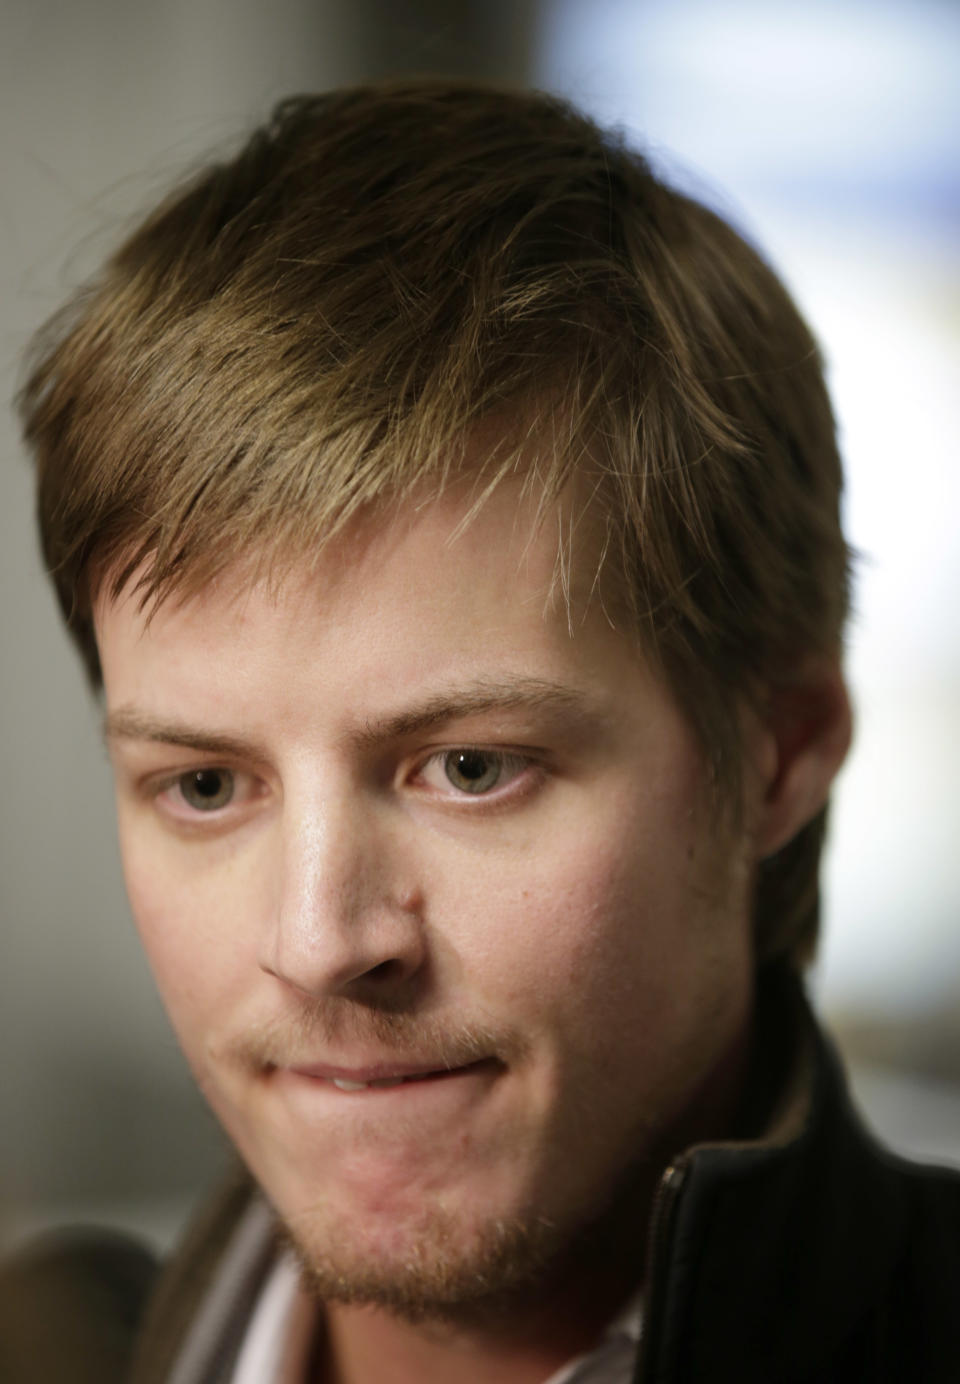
[219, 999, 526, 1074]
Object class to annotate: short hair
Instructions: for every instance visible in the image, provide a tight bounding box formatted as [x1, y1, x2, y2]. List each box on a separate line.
[18, 79, 851, 969]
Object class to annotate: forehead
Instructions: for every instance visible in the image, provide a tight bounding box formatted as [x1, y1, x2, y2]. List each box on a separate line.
[97, 476, 620, 665]
[93, 478, 686, 756]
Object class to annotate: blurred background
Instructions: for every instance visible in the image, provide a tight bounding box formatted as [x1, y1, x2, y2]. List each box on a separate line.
[2, 0, 958, 1253]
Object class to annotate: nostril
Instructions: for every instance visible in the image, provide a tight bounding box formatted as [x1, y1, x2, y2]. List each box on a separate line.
[366, 958, 405, 982]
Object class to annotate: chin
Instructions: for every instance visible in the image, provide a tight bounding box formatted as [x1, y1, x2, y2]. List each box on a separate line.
[269, 1132, 660, 1331]
[276, 1198, 568, 1324]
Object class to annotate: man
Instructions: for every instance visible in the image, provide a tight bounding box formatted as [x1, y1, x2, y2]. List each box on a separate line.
[12, 80, 960, 1382]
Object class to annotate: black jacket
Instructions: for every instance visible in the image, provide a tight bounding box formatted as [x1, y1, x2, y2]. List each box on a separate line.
[635, 973, 960, 1381]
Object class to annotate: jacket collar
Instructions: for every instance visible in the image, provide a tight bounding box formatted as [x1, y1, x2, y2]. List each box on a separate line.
[636, 966, 909, 1381]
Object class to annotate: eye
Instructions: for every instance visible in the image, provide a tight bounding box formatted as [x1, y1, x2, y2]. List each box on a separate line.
[149, 765, 267, 826]
[177, 768, 235, 812]
[419, 749, 529, 797]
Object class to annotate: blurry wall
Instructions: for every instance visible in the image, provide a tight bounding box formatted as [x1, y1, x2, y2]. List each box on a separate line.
[3, 0, 957, 1251]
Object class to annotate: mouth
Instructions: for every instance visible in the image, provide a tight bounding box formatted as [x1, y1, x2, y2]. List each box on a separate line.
[282, 1057, 498, 1093]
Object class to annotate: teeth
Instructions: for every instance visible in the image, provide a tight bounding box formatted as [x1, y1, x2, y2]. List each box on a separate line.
[331, 1076, 408, 1091]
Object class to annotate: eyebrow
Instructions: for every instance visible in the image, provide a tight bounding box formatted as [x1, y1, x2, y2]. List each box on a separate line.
[355, 678, 592, 748]
[103, 678, 596, 759]
[103, 710, 269, 762]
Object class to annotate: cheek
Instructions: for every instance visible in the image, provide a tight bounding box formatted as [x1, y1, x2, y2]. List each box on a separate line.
[116, 813, 263, 1038]
[452, 797, 751, 1049]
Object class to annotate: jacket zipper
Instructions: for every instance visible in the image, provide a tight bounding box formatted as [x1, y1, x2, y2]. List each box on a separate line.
[633, 1157, 689, 1383]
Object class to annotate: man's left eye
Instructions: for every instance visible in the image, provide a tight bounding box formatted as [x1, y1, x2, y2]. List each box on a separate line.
[419, 749, 529, 797]
[178, 768, 235, 811]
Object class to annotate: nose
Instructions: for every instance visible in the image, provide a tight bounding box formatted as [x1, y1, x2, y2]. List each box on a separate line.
[259, 783, 427, 1002]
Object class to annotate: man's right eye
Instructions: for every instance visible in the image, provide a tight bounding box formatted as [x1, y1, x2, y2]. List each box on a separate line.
[176, 768, 235, 812]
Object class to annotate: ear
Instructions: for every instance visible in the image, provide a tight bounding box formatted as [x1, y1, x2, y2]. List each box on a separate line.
[753, 658, 853, 860]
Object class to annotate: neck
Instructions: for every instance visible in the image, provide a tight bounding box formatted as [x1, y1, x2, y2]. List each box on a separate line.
[317, 1257, 640, 1384]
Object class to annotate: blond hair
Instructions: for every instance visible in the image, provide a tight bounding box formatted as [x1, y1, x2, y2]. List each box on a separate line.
[19, 80, 850, 967]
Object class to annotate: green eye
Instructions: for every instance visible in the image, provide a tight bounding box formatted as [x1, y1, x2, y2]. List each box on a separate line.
[179, 769, 235, 811]
[443, 750, 505, 795]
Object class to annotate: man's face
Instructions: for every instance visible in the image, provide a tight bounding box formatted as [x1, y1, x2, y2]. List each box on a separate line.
[96, 481, 764, 1316]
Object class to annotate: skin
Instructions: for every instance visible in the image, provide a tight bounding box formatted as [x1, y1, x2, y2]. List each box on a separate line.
[95, 479, 831, 1384]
